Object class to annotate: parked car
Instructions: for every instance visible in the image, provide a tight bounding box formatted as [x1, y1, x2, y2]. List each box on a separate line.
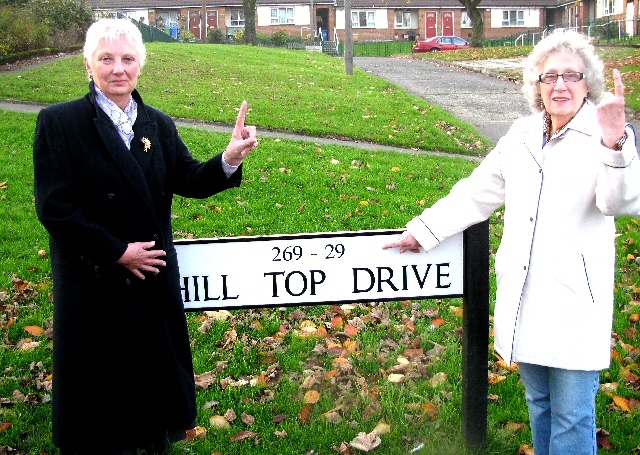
[412, 36, 469, 53]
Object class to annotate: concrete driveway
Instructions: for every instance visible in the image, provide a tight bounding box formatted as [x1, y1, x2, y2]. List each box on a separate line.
[354, 56, 530, 145]
[354, 56, 640, 146]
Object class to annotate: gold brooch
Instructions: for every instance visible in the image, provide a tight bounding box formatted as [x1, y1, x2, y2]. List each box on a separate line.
[141, 137, 151, 152]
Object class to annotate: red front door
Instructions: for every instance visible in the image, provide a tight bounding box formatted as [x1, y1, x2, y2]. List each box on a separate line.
[189, 11, 201, 40]
[442, 11, 453, 36]
[425, 12, 436, 38]
[207, 11, 218, 30]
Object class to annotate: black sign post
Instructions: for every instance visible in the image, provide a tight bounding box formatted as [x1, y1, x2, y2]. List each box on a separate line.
[462, 220, 490, 451]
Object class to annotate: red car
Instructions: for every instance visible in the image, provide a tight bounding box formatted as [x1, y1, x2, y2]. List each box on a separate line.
[412, 36, 470, 53]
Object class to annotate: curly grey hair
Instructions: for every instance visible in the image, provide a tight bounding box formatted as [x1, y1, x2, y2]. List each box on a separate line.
[522, 29, 605, 113]
[83, 18, 147, 70]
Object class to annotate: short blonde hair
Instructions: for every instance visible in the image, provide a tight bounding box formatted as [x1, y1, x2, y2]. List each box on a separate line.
[522, 29, 605, 113]
[83, 18, 147, 69]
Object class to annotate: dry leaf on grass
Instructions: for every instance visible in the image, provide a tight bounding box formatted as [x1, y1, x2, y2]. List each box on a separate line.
[241, 413, 255, 426]
[518, 444, 534, 455]
[349, 431, 381, 452]
[273, 413, 287, 424]
[194, 371, 216, 390]
[612, 395, 632, 413]
[224, 408, 237, 422]
[428, 372, 447, 387]
[298, 403, 313, 424]
[23, 325, 44, 336]
[372, 421, 391, 435]
[183, 426, 206, 441]
[387, 373, 405, 383]
[504, 422, 527, 432]
[322, 409, 343, 424]
[209, 415, 230, 429]
[422, 402, 438, 419]
[230, 430, 257, 442]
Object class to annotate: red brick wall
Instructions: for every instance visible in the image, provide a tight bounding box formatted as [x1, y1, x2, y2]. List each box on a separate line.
[149, 6, 550, 44]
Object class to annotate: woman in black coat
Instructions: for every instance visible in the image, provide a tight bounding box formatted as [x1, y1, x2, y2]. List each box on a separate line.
[33, 18, 258, 454]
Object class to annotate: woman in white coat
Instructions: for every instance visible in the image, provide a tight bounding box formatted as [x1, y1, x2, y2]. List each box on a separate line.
[384, 30, 640, 454]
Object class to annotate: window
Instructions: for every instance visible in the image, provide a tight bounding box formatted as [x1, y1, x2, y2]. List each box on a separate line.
[502, 10, 524, 27]
[461, 11, 473, 28]
[604, 0, 615, 15]
[230, 9, 244, 27]
[351, 10, 375, 28]
[395, 11, 411, 29]
[271, 7, 294, 24]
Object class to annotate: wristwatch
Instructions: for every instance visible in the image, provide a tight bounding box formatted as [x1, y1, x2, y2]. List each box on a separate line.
[610, 123, 636, 151]
[612, 131, 628, 151]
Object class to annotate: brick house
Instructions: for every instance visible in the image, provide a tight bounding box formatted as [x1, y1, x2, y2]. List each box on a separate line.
[88, 0, 638, 43]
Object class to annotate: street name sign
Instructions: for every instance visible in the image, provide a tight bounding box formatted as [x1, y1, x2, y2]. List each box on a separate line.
[175, 229, 463, 310]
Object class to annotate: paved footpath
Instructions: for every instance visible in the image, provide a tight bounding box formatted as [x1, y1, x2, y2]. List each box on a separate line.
[354, 56, 531, 145]
[354, 56, 640, 145]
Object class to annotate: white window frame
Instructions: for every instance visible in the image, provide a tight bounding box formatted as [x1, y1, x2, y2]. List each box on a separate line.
[230, 9, 244, 27]
[502, 10, 524, 27]
[351, 10, 376, 28]
[461, 11, 473, 28]
[604, 0, 615, 15]
[271, 7, 294, 24]
[395, 11, 411, 29]
[158, 11, 179, 28]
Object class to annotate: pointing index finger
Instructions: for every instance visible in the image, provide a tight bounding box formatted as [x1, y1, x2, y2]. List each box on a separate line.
[234, 100, 248, 133]
[613, 69, 624, 99]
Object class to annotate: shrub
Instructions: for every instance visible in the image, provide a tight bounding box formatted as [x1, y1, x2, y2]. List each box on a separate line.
[289, 34, 303, 44]
[271, 31, 289, 47]
[180, 30, 196, 43]
[0, 5, 49, 53]
[208, 28, 224, 44]
[256, 32, 271, 46]
[27, 0, 92, 48]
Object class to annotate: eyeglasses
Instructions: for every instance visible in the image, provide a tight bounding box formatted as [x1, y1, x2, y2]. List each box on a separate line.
[538, 72, 585, 84]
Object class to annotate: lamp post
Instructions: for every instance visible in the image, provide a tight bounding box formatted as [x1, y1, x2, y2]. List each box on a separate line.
[310, 0, 316, 39]
[344, 0, 353, 75]
[201, 0, 207, 41]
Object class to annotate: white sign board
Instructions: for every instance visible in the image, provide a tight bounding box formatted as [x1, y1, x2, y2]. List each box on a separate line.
[175, 229, 463, 310]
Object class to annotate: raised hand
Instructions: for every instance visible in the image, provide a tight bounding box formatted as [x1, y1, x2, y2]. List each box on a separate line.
[597, 69, 627, 149]
[223, 100, 258, 166]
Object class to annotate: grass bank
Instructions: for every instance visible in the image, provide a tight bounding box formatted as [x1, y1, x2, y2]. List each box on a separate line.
[0, 43, 491, 156]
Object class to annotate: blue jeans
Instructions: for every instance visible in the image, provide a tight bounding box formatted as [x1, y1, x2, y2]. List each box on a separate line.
[518, 363, 600, 455]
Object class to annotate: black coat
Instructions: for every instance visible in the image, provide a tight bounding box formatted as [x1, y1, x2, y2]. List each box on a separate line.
[33, 82, 241, 450]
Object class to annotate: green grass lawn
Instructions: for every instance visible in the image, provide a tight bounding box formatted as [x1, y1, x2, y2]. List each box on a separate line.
[0, 43, 491, 156]
[0, 44, 639, 455]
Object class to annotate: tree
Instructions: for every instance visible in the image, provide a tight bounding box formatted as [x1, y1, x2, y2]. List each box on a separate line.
[0, 0, 29, 5]
[27, 0, 92, 48]
[242, 0, 257, 45]
[0, 5, 48, 53]
[28, 0, 92, 32]
[458, 0, 484, 47]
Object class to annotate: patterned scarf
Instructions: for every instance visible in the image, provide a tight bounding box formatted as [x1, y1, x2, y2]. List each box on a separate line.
[94, 87, 138, 150]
